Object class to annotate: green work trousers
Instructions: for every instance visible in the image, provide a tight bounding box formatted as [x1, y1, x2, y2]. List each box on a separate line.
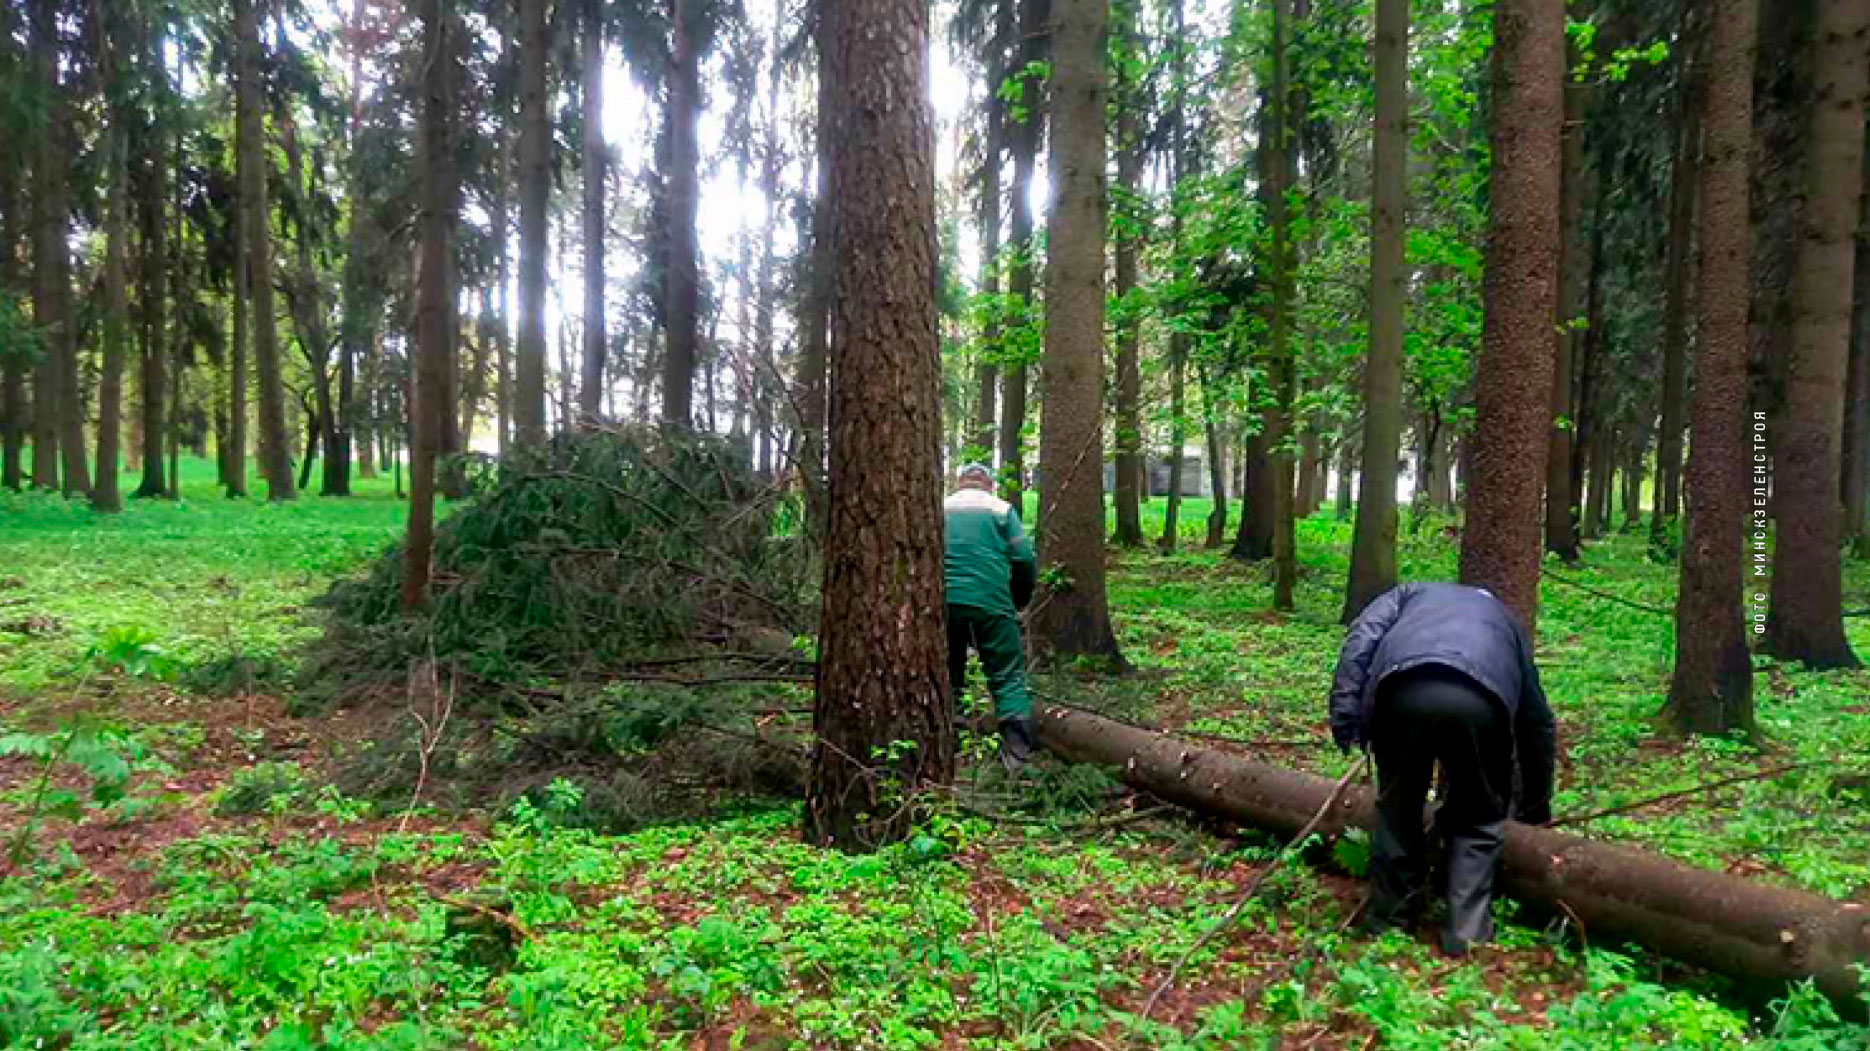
[946, 603, 1032, 722]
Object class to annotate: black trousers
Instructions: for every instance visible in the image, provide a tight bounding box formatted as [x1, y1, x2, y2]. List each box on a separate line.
[1366, 664, 1513, 949]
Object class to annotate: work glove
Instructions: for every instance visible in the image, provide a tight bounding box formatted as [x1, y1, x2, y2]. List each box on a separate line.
[1331, 722, 1361, 756]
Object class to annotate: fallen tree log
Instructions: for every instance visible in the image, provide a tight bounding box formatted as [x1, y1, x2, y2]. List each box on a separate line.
[1035, 703, 1870, 1014]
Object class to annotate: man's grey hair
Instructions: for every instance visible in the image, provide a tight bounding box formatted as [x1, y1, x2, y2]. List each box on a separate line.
[958, 463, 995, 486]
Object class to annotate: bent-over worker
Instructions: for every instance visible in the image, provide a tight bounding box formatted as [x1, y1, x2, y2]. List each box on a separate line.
[944, 463, 1038, 771]
[1328, 582, 1558, 956]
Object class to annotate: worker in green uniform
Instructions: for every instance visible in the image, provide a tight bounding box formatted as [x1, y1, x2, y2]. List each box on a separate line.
[944, 463, 1038, 771]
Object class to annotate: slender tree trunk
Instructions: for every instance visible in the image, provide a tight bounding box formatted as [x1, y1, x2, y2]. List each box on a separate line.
[1654, 18, 1704, 537]
[30, 0, 77, 494]
[662, 0, 702, 428]
[0, 90, 21, 491]
[1268, 0, 1298, 611]
[1458, 0, 1564, 630]
[1545, 54, 1587, 562]
[228, 179, 250, 497]
[94, 94, 130, 514]
[1032, 0, 1124, 665]
[1344, 0, 1409, 621]
[1296, 427, 1319, 520]
[1111, 52, 1144, 547]
[1622, 438, 1644, 530]
[1335, 432, 1354, 521]
[998, 0, 1048, 510]
[1203, 381, 1228, 548]
[1160, 333, 1187, 551]
[577, 0, 606, 426]
[1668, 0, 1757, 738]
[405, 0, 455, 610]
[134, 31, 171, 500]
[1584, 422, 1613, 537]
[1233, 430, 1276, 559]
[804, 0, 952, 851]
[514, 0, 550, 447]
[1762, 0, 1867, 670]
[971, 6, 1007, 461]
[237, 0, 292, 500]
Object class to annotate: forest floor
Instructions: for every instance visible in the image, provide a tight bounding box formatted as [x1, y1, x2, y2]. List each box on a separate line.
[3, 460, 1869, 1050]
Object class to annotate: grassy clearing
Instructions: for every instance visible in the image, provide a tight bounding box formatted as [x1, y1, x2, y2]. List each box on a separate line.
[2, 464, 1868, 1049]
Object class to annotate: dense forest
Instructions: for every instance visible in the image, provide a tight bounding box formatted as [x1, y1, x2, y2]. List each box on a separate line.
[4, 0, 1870, 1045]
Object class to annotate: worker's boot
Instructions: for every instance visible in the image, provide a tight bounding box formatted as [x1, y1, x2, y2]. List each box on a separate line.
[997, 716, 1036, 776]
[1441, 820, 1505, 956]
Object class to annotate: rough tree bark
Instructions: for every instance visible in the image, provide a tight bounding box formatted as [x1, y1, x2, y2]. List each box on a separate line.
[1667, 0, 1758, 739]
[1762, 0, 1867, 670]
[804, 0, 953, 851]
[405, 0, 455, 610]
[1458, 0, 1564, 630]
[1030, 0, 1124, 665]
[514, 0, 550, 448]
[1344, 0, 1408, 622]
[577, 0, 606, 426]
[662, 0, 703, 428]
[1035, 704, 1870, 1013]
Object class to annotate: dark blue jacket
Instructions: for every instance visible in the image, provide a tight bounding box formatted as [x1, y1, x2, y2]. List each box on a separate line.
[1329, 582, 1558, 823]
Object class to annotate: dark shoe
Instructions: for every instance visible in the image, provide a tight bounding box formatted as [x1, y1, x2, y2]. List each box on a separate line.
[997, 716, 1035, 776]
[1440, 929, 1472, 958]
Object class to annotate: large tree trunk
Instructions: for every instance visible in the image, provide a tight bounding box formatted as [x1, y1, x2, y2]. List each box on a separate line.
[661, 0, 702, 428]
[1458, 0, 1564, 630]
[237, 0, 293, 501]
[804, 0, 952, 852]
[1111, 15, 1144, 548]
[1545, 52, 1588, 563]
[1232, 430, 1276, 559]
[1667, 0, 1758, 739]
[514, 0, 550, 447]
[1762, 0, 1867, 670]
[1268, 0, 1298, 612]
[1035, 704, 1870, 1013]
[1344, 0, 1409, 622]
[405, 0, 455, 610]
[94, 87, 130, 514]
[577, 0, 606, 426]
[1032, 0, 1124, 665]
[1653, 19, 1705, 539]
[997, 0, 1048, 511]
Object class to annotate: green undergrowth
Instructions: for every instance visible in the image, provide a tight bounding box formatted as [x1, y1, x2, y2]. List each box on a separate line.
[3, 797, 1863, 1050]
[3, 467, 1870, 1047]
[0, 457, 410, 694]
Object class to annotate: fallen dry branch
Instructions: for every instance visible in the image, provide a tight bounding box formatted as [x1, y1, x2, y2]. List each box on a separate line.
[1035, 703, 1870, 1014]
